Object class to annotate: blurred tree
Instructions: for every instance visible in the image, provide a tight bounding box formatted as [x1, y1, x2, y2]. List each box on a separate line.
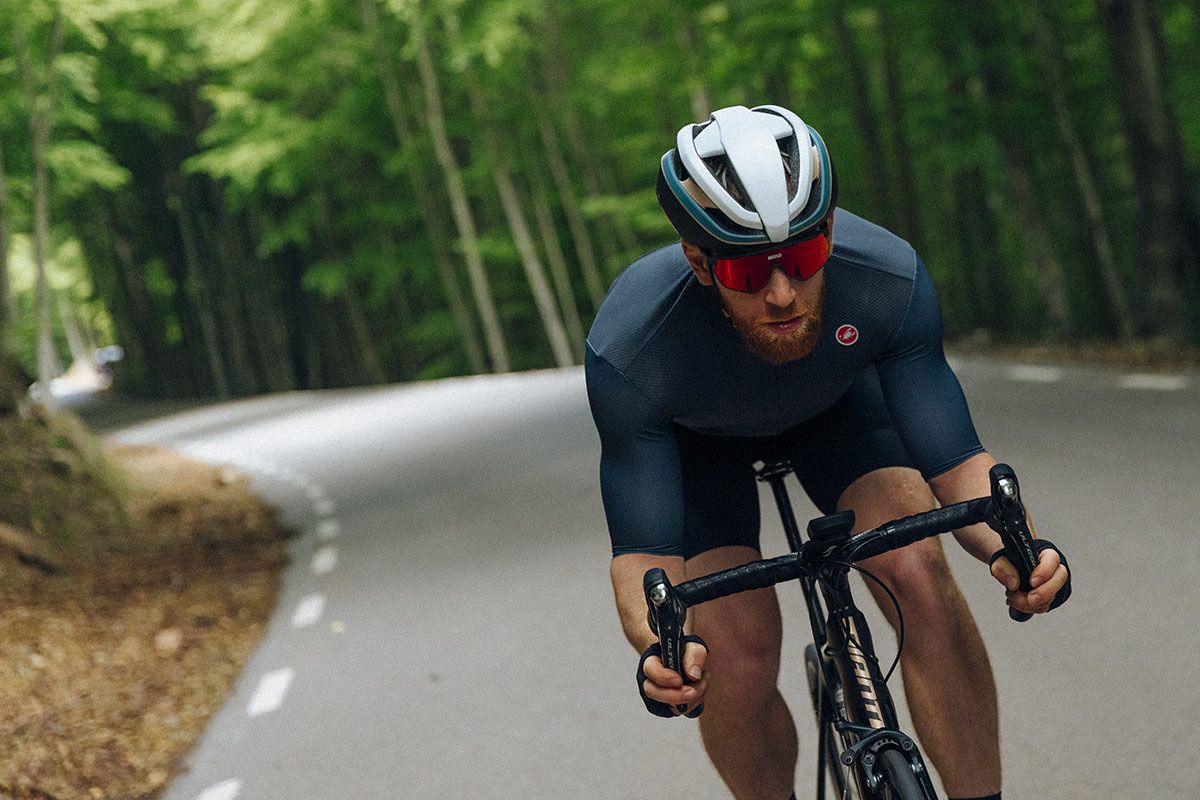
[1099, 0, 1200, 339]
[12, 2, 66, 384]
[406, 0, 511, 372]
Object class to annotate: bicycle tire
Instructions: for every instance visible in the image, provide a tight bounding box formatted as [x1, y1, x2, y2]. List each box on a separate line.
[805, 645, 860, 800]
[878, 748, 927, 800]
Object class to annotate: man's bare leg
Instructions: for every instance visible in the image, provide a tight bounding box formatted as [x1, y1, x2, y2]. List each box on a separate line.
[687, 545, 798, 800]
[839, 467, 1001, 798]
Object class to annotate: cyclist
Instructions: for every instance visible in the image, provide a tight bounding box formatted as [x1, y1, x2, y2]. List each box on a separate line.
[584, 104, 1071, 800]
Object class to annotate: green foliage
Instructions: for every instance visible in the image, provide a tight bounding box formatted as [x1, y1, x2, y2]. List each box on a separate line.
[2, 0, 1199, 399]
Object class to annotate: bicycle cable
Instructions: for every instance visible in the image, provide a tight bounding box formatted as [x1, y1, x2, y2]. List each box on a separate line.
[835, 560, 906, 685]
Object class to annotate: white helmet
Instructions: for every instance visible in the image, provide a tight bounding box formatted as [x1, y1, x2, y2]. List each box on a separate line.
[656, 104, 836, 256]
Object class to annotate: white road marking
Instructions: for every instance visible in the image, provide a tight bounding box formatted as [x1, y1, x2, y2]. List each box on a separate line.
[314, 498, 336, 516]
[196, 779, 241, 800]
[291, 594, 326, 628]
[1009, 365, 1063, 383]
[1118, 373, 1188, 391]
[316, 519, 341, 541]
[311, 545, 338, 575]
[247, 668, 294, 717]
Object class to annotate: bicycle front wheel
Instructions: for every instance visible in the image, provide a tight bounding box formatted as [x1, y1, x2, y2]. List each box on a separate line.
[877, 748, 930, 800]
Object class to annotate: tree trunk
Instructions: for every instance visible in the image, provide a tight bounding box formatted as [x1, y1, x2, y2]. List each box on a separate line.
[444, 11, 575, 369]
[877, 4, 925, 252]
[1027, 0, 1137, 340]
[957, 0, 1075, 337]
[831, 4, 895, 227]
[534, 107, 606, 310]
[342, 290, 388, 385]
[409, 2, 511, 372]
[0, 137, 12, 338]
[56, 295, 90, 364]
[172, 184, 230, 398]
[528, 169, 587, 360]
[1099, 0, 1199, 339]
[930, 15, 1012, 333]
[541, 6, 639, 259]
[14, 8, 66, 386]
[359, 0, 487, 374]
[676, 20, 713, 121]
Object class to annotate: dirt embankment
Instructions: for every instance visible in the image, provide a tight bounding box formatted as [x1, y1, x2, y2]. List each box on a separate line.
[0, 407, 289, 800]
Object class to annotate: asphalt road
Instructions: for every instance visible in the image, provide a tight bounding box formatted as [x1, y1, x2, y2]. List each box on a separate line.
[106, 358, 1199, 800]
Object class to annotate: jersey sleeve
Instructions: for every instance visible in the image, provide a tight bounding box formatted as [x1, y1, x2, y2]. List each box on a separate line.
[874, 258, 986, 478]
[585, 345, 686, 556]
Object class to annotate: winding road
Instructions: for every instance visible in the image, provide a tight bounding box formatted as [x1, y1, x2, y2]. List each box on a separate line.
[103, 357, 1198, 800]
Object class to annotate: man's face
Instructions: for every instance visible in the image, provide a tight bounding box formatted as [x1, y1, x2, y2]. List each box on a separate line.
[682, 242, 826, 365]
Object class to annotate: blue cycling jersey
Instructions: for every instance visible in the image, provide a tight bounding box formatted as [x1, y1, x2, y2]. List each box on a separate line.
[585, 209, 985, 557]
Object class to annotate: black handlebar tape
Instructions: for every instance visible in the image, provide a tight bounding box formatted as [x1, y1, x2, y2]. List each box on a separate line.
[988, 464, 1038, 622]
[643, 568, 687, 712]
[674, 554, 802, 607]
[848, 497, 991, 561]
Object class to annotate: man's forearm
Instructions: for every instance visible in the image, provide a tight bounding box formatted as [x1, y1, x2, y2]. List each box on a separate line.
[928, 451, 1006, 563]
[610, 553, 686, 652]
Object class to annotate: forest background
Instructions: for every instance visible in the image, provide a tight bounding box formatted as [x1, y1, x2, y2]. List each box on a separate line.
[0, 0, 1197, 399]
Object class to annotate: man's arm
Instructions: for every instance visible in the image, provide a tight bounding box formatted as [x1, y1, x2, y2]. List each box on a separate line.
[875, 259, 1068, 614]
[585, 344, 687, 649]
[586, 346, 708, 711]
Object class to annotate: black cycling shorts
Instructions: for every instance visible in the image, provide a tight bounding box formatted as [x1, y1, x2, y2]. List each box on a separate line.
[673, 364, 916, 560]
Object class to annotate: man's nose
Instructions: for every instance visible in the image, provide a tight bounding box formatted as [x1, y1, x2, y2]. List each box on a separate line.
[763, 267, 796, 307]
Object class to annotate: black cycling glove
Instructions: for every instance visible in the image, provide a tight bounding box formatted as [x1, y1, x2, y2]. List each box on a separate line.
[637, 634, 707, 718]
[990, 538, 1071, 611]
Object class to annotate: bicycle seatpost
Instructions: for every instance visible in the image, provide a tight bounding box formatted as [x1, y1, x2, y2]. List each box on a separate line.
[756, 458, 804, 552]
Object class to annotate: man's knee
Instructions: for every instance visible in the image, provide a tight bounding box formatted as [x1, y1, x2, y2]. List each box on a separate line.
[837, 468, 962, 621]
[688, 547, 784, 707]
[861, 538, 958, 619]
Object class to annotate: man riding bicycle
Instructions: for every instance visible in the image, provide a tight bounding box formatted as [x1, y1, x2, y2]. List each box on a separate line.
[584, 104, 1071, 800]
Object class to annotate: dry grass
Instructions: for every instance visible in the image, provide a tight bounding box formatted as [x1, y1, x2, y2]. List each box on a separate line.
[0, 440, 289, 800]
[949, 337, 1200, 372]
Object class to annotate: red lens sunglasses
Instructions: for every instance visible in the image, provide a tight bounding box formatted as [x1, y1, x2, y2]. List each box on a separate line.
[709, 215, 834, 294]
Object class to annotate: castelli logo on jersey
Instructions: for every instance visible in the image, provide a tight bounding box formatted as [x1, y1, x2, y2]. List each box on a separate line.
[836, 324, 859, 346]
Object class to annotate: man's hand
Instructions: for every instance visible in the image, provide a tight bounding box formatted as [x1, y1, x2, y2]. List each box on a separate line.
[638, 638, 709, 717]
[990, 542, 1071, 615]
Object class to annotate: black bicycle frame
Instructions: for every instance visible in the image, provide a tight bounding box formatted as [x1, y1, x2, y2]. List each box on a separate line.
[756, 459, 936, 799]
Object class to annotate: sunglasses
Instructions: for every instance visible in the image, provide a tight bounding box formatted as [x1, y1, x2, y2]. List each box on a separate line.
[709, 217, 833, 294]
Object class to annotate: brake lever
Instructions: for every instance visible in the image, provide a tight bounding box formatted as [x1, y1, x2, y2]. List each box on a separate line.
[643, 568, 689, 713]
[987, 463, 1039, 622]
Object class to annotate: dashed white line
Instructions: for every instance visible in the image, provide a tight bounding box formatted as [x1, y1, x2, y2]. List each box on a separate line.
[311, 545, 338, 575]
[247, 668, 294, 717]
[1118, 373, 1188, 391]
[314, 498, 336, 516]
[1009, 365, 1063, 383]
[291, 594, 326, 628]
[196, 779, 241, 800]
[316, 519, 341, 541]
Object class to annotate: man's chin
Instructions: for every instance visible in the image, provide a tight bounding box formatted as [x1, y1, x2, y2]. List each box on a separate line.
[741, 320, 821, 365]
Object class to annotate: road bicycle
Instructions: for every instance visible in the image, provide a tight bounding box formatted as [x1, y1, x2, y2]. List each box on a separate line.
[643, 462, 1043, 799]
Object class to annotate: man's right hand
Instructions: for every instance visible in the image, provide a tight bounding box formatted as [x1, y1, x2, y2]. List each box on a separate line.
[637, 637, 709, 717]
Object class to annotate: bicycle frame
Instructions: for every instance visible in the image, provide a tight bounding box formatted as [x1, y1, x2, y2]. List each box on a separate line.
[756, 458, 937, 799]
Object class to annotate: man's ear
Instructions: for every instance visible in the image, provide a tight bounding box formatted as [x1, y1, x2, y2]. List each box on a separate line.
[681, 242, 714, 285]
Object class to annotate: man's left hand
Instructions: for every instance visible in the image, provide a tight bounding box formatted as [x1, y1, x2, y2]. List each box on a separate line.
[990, 542, 1071, 615]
